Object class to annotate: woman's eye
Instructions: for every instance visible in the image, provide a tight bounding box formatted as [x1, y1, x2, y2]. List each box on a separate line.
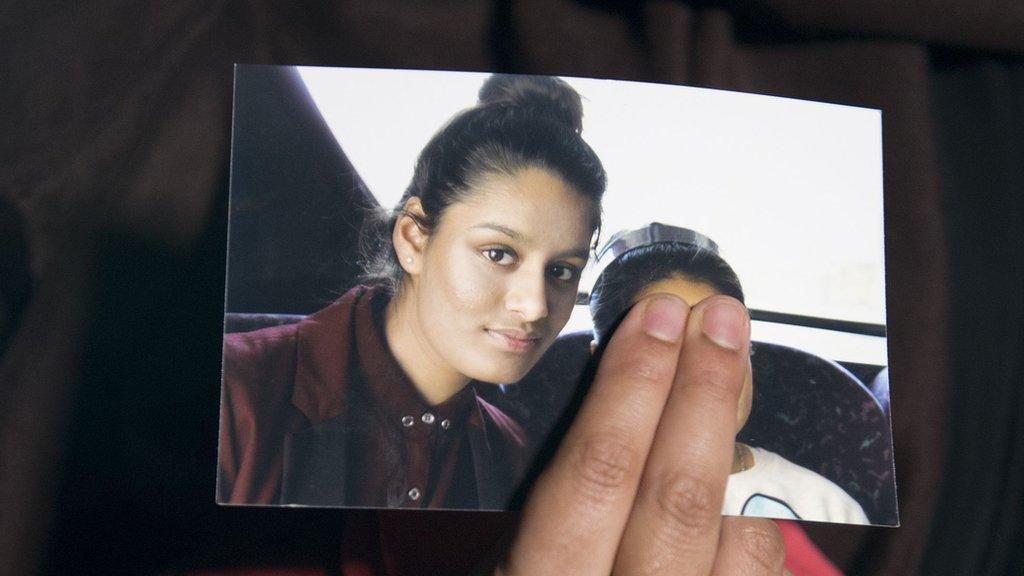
[548, 264, 578, 282]
[484, 248, 515, 265]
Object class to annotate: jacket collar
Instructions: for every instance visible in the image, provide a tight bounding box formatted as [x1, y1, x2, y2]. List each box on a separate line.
[284, 285, 522, 508]
[291, 284, 484, 425]
[290, 285, 372, 423]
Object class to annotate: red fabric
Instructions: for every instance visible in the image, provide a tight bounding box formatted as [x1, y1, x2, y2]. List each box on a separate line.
[778, 520, 843, 576]
[218, 289, 359, 504]
[219, 285, 526, 507]
[340, 290, 478, 509]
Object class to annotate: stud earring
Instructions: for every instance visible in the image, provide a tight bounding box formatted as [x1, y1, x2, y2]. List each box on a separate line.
[405, 256, 413, 264]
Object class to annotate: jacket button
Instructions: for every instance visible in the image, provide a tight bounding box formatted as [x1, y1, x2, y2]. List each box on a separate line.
[440, 419, 451, 430]
[401, 416, 414, 427]
[421, 412, 436, 424]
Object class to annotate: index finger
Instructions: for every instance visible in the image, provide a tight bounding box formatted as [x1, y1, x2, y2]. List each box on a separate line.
[500, 294, 690, 575]
[613, 295, 751, 575]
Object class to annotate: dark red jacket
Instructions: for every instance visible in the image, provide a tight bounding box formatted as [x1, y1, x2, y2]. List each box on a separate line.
[217, 285, 526, 507]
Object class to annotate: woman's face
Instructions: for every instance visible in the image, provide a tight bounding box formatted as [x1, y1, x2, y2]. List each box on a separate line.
[635, 275, 754, 434]
[402, 166, 596, 385]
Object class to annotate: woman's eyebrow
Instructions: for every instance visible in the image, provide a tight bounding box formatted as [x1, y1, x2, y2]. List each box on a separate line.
[473, 222, 526, 242]
[555, 247, 591, 261]
[473, 222, 589, 260]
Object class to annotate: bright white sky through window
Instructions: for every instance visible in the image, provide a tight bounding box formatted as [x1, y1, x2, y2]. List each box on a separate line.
[298, 67, 887, 364]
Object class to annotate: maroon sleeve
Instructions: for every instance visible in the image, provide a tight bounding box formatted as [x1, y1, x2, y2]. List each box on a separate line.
[218, 327, 305, 505]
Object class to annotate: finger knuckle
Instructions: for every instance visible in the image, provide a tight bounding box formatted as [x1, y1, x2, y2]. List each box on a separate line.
[629, 355, 674, 387]
[691, 364, 739, 404]
[653, 471, 718, 535]
[738, 521, 786, 572]
[571, 434, 639, 496]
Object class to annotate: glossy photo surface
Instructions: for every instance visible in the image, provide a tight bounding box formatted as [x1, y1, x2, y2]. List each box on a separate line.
[217, 65, 897, 526]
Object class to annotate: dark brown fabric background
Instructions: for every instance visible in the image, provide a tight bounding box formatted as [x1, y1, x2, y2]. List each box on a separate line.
[1, 2, 1021, 575]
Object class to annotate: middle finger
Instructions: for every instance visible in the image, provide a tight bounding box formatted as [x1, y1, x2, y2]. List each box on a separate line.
[614, 295, 750, 575]
[501, 294, 690, 575]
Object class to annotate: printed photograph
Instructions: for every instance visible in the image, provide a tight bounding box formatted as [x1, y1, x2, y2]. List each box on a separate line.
[217, 65, 896, 526]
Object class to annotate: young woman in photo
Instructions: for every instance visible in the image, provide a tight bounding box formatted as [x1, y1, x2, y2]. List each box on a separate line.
[588, 223, 869, 524]
[217, 74, 607, 509]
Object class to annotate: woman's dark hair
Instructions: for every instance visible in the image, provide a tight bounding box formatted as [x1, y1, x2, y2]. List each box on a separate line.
[588, 242, 745, 345]
[360, 74, 607, 294]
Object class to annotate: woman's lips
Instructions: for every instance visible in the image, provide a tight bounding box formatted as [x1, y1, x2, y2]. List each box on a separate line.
[485, 328, 541, 354]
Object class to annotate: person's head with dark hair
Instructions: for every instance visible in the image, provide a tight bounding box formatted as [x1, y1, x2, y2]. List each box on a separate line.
[589, 224, 744, 346]
[362, 74, 608, 395]
[588, 223, 752, 435]
[361, 74, 606, 295]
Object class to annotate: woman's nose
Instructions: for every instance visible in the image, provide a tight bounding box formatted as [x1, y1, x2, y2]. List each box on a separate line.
[505, 270, 549, 322]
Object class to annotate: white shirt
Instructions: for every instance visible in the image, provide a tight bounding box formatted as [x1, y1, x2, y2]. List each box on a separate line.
[723, 446, 870, 525]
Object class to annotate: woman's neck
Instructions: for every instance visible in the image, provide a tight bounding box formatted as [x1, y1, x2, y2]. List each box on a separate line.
[384, 289, 471, 406]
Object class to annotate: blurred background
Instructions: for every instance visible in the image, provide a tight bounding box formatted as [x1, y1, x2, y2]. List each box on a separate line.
[2, 1, 1021, 575]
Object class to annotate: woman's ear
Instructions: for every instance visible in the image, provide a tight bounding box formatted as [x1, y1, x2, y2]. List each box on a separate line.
[393, 197, 429, 276]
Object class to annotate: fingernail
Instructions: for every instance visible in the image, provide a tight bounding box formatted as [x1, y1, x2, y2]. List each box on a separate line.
[642, 295, 687, 343]
[701, 301, 748, 351]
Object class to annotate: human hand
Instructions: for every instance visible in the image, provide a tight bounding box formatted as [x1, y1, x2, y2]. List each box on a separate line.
[496, 294, 788, 575]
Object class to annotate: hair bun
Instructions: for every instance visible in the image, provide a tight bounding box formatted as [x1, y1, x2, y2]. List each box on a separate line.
[478, 74, 584, 133]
